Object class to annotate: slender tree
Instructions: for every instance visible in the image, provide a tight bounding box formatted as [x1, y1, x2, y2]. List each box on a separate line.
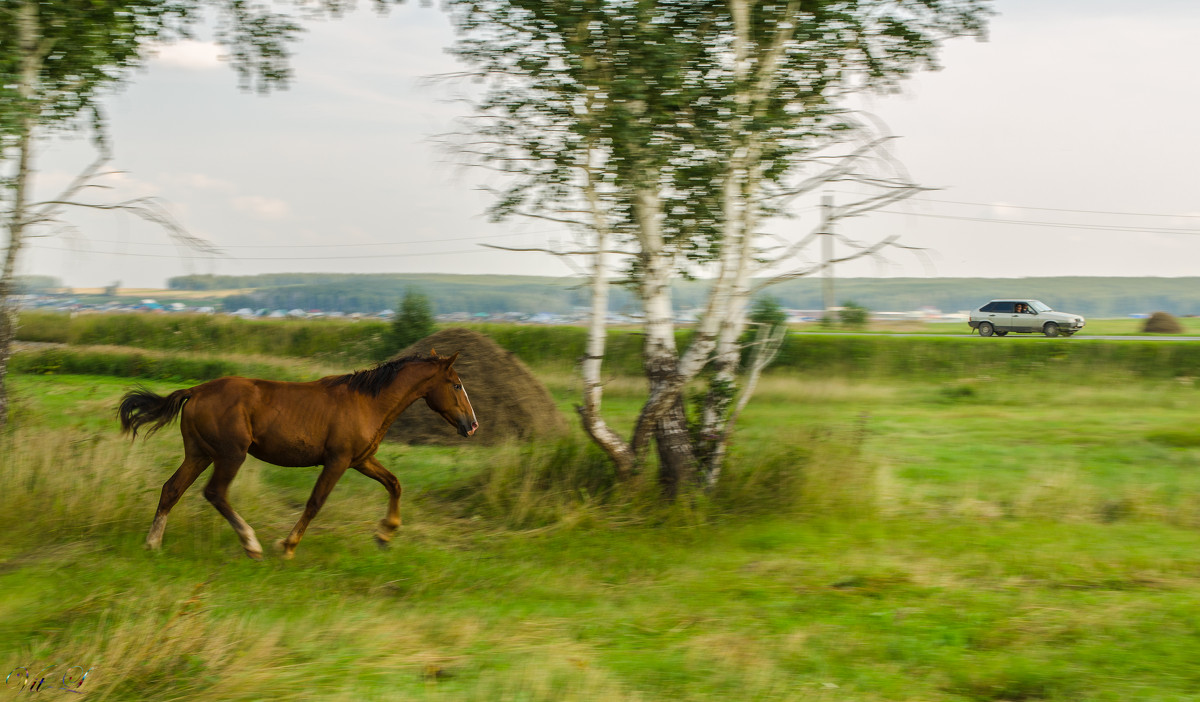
[445, 0, 991, 494]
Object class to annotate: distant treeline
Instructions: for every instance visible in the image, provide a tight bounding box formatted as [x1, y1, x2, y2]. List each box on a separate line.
[14, 275, 63, 293]
[168, 273, 1200, 317]
[173, 273, 656, 315]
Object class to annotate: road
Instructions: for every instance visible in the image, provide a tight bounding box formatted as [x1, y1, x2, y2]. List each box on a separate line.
[794, 333, 1200, 342]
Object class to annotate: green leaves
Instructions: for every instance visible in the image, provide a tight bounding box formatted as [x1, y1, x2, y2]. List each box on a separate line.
[445, 0, 992, 273]
[0, 0, 312, 148]
[386, 288, 437, 354]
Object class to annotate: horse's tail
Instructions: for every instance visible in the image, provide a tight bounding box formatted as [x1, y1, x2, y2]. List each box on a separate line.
[118, 386, 193, 439]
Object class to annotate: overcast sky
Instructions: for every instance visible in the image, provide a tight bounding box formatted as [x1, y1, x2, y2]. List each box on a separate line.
[19, 0, 1200, 289]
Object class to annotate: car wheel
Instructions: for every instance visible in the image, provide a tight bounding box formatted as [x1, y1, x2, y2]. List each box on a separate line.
[1043, 322, 1060, 337]
[978, 322, 994, 337]
[995, 330, 1008, 337]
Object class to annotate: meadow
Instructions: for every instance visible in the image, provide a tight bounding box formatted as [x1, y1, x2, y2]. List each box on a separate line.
[3, 322, 1200, 700]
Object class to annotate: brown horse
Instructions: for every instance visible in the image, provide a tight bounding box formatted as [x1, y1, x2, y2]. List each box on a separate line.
[117, 350, 477, 559]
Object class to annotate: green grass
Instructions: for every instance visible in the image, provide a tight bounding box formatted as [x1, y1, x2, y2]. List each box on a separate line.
[4, 370, 1200, 700]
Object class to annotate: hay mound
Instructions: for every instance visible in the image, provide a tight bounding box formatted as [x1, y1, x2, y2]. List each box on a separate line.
[1142, 311, 1183, 334]
[385, 327, 567, 445]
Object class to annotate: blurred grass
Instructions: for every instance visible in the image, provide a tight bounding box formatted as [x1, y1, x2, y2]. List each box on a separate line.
[4, 368, 1200, 699]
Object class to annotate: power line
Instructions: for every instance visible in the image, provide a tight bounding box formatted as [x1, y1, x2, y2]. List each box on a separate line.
[61, 229, 557, 249]
[831, 190, 1200, 219]
[28, 243, 500, 260]
[874, 209, 1200, 235]
[900, 196, 1200, 220]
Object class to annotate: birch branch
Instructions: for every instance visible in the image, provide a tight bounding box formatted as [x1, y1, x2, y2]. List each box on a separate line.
[756, 234, 901, 291]
[831, 185, 930, 220]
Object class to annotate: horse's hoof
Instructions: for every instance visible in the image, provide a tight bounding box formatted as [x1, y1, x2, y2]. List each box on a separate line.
[374, 534, 391, 550]
[274, 539, 296, 560]
[244, 550, 264, 561]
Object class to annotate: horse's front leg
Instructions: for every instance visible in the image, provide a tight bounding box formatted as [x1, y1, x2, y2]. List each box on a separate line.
[353, 456, 403, 547]
[279, 457, 350, 559]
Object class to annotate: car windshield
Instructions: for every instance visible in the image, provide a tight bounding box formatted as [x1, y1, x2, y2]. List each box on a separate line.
[1028, 300, 1051, 313]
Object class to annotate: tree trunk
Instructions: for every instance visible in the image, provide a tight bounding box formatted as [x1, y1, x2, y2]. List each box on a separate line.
[577, 144, 634, 474]
[693, 0, 799, 485]
[0, 0, 40, 432]
[0, 126, 32, 433]
[625, 184, 700, 494]
[644, 355, 693, 497]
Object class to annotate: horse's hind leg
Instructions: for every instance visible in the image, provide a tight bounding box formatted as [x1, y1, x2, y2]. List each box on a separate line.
[147, 453, 212, 551]
[353, 457, 403, 547]
[203, 454, 263, 560]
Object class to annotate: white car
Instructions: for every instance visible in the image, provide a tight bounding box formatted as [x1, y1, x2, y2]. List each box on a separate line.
[968, 299, 1085, 337]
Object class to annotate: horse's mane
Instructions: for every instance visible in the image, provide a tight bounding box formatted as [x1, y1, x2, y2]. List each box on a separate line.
[320, 354, 431, 397]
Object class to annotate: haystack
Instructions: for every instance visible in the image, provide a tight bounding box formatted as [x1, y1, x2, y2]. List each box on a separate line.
[385, 327, 567, 445]
[1142, 311, 1183, 334]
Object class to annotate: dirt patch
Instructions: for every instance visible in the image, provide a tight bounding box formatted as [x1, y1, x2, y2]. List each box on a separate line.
[385, 327, 568, 445]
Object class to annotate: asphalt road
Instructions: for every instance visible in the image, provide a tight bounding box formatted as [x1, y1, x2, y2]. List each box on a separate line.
[795, 332, 1200, 341]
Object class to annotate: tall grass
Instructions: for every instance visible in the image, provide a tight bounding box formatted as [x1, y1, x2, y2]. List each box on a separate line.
[443, 436, 622, 529]
[0, 429, 285, 550]
[1, 431, 159, 544]
[446, 424, 881, 530]
[716, 424, 878, 521]
[16, 312, 389, 364]
[10, 346, 325, 383]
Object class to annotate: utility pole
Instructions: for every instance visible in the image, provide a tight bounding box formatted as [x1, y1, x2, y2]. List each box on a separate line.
[821, 194, 834, 316]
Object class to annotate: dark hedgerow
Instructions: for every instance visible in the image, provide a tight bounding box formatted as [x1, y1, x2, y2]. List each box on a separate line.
[16, 312, 1200, 380]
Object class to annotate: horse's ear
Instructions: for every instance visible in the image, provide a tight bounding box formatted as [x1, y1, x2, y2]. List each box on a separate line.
[444, 351, 460, 366]
[429, 348, 438, 358]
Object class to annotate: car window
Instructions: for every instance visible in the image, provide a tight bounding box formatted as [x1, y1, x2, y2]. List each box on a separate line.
[982, 301, 1015, 313]
[1029, 300, 1051, 312]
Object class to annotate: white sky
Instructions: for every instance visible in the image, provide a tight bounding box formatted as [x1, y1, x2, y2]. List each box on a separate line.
[18, 0, 1200, 288]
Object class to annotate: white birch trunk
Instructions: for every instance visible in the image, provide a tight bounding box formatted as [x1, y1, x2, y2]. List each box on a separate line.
[626, 182, 700, 494]
[694, 0, 800, 483]
[0, 0, 42, 432]
[629, 184, 677, 456]
[576, 142, 634, 474]
[628, 2, 754, 452]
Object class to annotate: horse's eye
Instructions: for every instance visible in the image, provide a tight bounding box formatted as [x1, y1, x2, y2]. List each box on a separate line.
[453, 384, 462, 391]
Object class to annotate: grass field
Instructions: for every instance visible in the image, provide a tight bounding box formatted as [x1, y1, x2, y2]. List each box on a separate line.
[4, 353, 1200, 700]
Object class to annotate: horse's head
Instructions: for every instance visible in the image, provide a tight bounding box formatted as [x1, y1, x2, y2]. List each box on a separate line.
[423, 350, 478, 438]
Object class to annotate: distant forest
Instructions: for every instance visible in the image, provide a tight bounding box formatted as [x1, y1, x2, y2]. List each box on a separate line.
[166, 273, 1200, 318]
[14, 276, 62, 293]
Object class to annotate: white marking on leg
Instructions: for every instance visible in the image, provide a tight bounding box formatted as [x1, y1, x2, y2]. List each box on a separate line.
[146, 514, 168, 548]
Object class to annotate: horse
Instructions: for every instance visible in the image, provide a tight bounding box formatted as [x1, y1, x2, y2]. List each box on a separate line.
[117, 350, 477, 559]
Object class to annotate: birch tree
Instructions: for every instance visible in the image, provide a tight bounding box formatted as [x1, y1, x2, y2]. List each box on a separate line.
[446, 0, 990, 494]
[0, 0, 308, 431]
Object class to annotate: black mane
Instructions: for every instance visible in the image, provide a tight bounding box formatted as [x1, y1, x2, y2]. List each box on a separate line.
[321, 354, 430, 397]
